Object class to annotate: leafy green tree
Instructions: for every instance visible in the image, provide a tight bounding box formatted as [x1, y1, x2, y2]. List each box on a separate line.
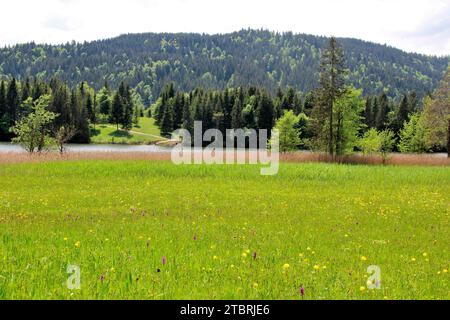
[379, 130, 396, 164]
[333, 87, 365, 155]
[398, 113, 427, 153]
[11, 95, 57, 153]
[274, 110, 302, 152]
[421, 67, 450, 152]
[54, 125, 77, 154]
[359, 128, 382, 155]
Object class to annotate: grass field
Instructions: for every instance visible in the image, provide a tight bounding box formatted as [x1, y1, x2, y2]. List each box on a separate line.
[0, 161, 448, 299]
[90, 117, 165, 144]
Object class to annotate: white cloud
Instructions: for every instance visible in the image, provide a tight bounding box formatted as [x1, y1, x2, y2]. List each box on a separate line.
[0, 0, 448, 55]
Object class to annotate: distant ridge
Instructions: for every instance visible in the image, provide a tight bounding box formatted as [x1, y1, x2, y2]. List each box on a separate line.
[0, 29, 448, 104]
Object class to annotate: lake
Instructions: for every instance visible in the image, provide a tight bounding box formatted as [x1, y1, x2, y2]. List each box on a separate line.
[0, 142, 171, 153]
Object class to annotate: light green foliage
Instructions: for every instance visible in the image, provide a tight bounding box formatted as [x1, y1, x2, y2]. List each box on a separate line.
[379, 130, 396, 163]
[274, 110, 301, 152]
[90, 117, 164, 144]
[0, 162, 448, 299]
[11, 95, 57, 153]
[358, 129, 396, 162]
[333, 87, 365, 155]
[359, 128, 382, 155]
[399, 114, 428, 153]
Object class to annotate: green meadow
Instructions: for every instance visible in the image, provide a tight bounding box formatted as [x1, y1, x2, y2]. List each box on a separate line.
[0, 161, 448, 299]
[90, 117, 165, 144]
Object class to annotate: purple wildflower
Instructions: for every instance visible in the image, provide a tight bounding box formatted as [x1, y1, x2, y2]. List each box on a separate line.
[162, 256, 167, 266]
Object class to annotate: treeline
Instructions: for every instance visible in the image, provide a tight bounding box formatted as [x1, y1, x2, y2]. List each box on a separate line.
[1, 29, 448, 104]
[0, 78, 144, 144]
[152, 39, 449, 155]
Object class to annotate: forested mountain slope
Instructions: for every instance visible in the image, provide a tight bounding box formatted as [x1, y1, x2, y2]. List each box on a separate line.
[0, 29, 448, 104]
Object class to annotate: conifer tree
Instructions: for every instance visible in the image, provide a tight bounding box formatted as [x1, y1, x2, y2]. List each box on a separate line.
[110, 92, 123, 130]
[314, 37, 347, 155]
[6, 78, 20, 127]
[376, 92, 389, 130]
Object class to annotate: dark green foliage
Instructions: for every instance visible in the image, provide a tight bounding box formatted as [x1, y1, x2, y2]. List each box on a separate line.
[255, 92, 275, 133]
[0, 30, 447, 104]
[376, 92, 389, 130]
[110, 92, 123, 130]
[6, 78, 20, 127]
[314, 37, 348, 155]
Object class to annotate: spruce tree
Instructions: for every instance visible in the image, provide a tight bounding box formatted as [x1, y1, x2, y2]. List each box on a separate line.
[0, 81, 7, 139]
[315, 37, 347, 155]
[255, 92, 275, 134]
[160, 104, 174, 137]
[120, 85, 133, 130]
[395, 95, 409, 133]
[364, 97, 373, 129]
[110, 92, 123, 130]
[231, 97, 243, 129]
[376, 92, 388, 130]
[98, 85, 111, 115]
[6, 78, 20, 127]
[182, 96, 193, 134]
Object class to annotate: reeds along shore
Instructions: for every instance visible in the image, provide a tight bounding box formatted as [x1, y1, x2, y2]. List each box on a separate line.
[0, 151, 448, 166]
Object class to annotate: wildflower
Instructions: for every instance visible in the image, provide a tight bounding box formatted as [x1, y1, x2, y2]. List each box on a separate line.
[313, 265, 320, 270]
[252, 252, 257, 260]
[411, 258, 416, 262]
[360, 286, 366, 292]
[242, 252, 248, 258]
[361, 256, 367, 261]
[300, 286, 305, 298]
[422, 252, 427, 257]
[63, 237, 68, 241]
[282, 263, 290, 270]
[110, 267, 115, 273]
[99, 274, 105, 282]
[252, 282, 259, 289]
[307, 247, 311, 251]
[193, 235, 197, 241]
[74, 241, 81, 248]
[162, 256, 167, 265]
[230, 264, 235, 269]
[245, 249, 250, 254]
[213, 256, 218, 260]
[443, 269, 448, 273]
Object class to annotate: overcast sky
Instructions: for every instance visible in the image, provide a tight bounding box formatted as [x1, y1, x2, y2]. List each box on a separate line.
[1, 0, 449, 56]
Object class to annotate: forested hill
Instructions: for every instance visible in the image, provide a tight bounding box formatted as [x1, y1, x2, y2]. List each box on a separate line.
[0, 29, 448, 105]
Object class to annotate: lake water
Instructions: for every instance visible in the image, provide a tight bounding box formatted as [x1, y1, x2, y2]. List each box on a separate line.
[0, 142, 171, 153]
